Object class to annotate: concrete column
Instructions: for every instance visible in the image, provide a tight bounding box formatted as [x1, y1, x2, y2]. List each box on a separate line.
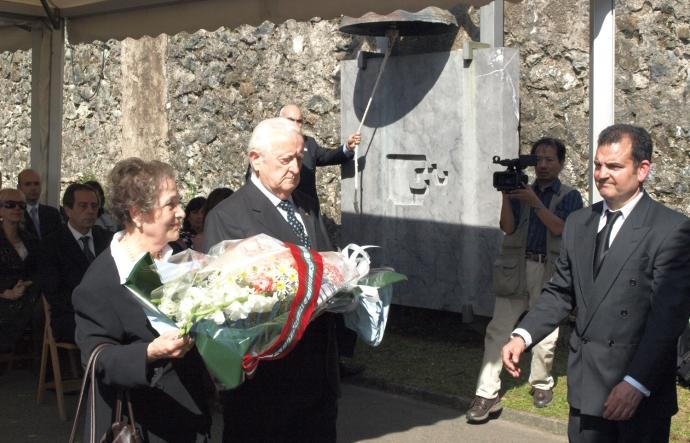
[121, 35, 169, 161]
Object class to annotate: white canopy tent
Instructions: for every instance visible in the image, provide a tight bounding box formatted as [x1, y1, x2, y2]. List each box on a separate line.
[0, 0, 612, 205]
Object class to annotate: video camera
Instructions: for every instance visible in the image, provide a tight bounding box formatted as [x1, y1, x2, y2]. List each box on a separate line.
[492, 155, 538, 191]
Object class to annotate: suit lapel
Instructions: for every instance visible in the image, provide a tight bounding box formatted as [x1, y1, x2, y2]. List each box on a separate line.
[582, 194, 653, 331]
[62, 228, 90, 268]
[93, 228, 111, 256]
[574, 203, 602, 309]
[246, 182, 300, 245]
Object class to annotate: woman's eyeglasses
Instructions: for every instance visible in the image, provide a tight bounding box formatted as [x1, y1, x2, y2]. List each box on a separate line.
[1, 201, 27, 210]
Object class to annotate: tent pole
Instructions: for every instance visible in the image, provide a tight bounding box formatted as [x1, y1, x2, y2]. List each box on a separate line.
[30, 21, 64, 206]
[589, 0, 615, 205]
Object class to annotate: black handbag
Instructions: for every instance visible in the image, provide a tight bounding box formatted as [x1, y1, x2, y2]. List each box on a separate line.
[69, 343, 143, 443]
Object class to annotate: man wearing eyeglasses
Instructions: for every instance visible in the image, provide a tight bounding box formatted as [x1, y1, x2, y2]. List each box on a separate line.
[277, 104, 361, 200]
[17, 169, 62, 240]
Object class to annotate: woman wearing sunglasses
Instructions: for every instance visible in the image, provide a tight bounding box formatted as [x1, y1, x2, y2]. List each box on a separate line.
[0, 188, 40, 353]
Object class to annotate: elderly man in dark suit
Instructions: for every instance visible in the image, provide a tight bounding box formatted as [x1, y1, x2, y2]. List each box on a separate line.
[502, 124, 690, 442]
[205, 117, 340, 443]
[40, 183, 113, 342]
[18, 169, 62, 239]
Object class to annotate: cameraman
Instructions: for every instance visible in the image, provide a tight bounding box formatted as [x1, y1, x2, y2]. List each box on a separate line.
[467, 137, 583, 423]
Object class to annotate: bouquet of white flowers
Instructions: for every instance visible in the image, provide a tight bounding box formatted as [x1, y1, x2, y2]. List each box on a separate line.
[125, 234, 404, 389]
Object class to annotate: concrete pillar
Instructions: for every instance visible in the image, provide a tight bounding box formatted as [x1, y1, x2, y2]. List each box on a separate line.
[121, 35, 169, 161]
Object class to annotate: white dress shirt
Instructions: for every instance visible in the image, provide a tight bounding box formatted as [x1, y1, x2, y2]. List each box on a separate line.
[67, 222, 95, 256]
[250, 174, 308, 233]
[110, 231, 177, 334]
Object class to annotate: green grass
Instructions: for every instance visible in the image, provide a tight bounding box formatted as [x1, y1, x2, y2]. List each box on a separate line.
[350, 305, 690, 442]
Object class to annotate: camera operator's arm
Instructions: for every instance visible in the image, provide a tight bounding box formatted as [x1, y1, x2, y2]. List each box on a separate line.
[507, 185, 565, 236]
[499, 192, 516, 235]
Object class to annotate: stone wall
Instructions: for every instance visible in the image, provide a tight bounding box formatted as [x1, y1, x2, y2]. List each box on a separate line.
[0, 1, 688, 216]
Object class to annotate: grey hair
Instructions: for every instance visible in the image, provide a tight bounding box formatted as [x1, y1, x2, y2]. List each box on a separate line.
[108, 158, 176, 227]
[247, 117, 302, 155]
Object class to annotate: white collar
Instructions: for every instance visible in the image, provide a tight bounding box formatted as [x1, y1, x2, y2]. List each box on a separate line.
[26, 202, 39, 212]
[110, 231, 173, 285]
[250, 174, 294, 207]
[67, 221, 92, 244]
[602, 190, 644, 221]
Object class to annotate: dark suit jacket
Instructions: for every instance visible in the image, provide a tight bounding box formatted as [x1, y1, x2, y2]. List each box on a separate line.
[243, 135, 353, 200]
[299, 136, 352, 199]
[204, 180, 339, 437]
[23, 203, 62, 239]
[519, 193, 690, 418]
[73, 251, 211, 442]
[0, 228, 41, 348]
[39, 225, 113, 341]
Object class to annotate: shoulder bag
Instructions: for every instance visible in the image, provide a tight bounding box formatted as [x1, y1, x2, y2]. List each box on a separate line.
[68, 343, 143, 443]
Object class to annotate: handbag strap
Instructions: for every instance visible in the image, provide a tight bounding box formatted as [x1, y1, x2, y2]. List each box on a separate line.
[68, 343, 111, 443]
[113, 390, 139, 435]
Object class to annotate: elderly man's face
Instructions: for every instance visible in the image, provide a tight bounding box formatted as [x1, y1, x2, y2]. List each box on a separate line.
[251, 131, 304, 200]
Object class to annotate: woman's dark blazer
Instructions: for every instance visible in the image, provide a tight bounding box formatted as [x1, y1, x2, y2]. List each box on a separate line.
[73, 248, 211, 442]
[0, 228, 40, 349]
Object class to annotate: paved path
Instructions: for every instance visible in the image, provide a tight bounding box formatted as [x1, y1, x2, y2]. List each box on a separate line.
[0, 367, 566, 442]
[338, 384, 567, 443]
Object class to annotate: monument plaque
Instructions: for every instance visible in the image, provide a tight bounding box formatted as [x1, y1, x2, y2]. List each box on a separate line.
[341, 48, 519, 317]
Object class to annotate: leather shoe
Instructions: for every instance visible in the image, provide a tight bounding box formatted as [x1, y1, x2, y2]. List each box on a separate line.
[532, 388, 553, 408]
[466, 395, 502, 423]
[339, 360, 365, 378]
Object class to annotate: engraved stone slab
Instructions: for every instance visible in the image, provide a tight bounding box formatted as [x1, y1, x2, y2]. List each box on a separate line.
[340, 48, 519, 316]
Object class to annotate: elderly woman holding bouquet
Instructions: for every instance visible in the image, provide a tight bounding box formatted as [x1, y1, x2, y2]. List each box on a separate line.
[73, 158, 211, 442]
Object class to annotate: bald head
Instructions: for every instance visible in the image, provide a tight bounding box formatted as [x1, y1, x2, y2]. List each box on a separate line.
[279, 104, 304, 128]
[17, 169, 41, 204]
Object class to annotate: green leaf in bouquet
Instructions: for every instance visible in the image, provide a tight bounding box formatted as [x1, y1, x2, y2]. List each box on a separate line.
[357, 268, 407, 288]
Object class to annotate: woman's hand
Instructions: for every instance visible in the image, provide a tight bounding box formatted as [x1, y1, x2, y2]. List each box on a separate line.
[146, 330, 194, 362]
[2, 280, 32, 300]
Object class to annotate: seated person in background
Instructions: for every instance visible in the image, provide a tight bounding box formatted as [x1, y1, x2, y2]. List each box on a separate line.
[0, 188, 40, 353]
[40, 183, 113, 343]
[84, 180, 120, 233]
[202, 187, 233, 228]
[172, 196, 206, 253]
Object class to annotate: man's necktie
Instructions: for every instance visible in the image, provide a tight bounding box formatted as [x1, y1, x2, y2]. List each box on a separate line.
[80, 236, 96, 263]
[593, 210, 621, 278]
[277, 200, 311, 248]
[30, 206, 41, 238]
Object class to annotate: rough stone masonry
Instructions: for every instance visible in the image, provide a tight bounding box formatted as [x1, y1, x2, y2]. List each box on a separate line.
[0, 0, 688, 227]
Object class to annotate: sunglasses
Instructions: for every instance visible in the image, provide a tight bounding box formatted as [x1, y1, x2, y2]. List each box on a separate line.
[286, 117, 303, 124]
[1, 200, 27, 210]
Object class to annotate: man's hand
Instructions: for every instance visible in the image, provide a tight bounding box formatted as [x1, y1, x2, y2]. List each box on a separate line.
[506, 184, 543, 209]
[603, 381, 644, 421]
[346, 132, 361, 150]
[501, 336, 526, 378]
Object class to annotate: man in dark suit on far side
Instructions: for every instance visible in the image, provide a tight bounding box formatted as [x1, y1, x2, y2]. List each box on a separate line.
[502, 124, 690, 442]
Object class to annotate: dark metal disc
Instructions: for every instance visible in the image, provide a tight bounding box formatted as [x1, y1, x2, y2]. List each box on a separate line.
[339, 6, 458, 37]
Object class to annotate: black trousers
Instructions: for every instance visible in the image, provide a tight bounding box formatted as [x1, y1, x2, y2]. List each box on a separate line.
[568, 407, 671, 443]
